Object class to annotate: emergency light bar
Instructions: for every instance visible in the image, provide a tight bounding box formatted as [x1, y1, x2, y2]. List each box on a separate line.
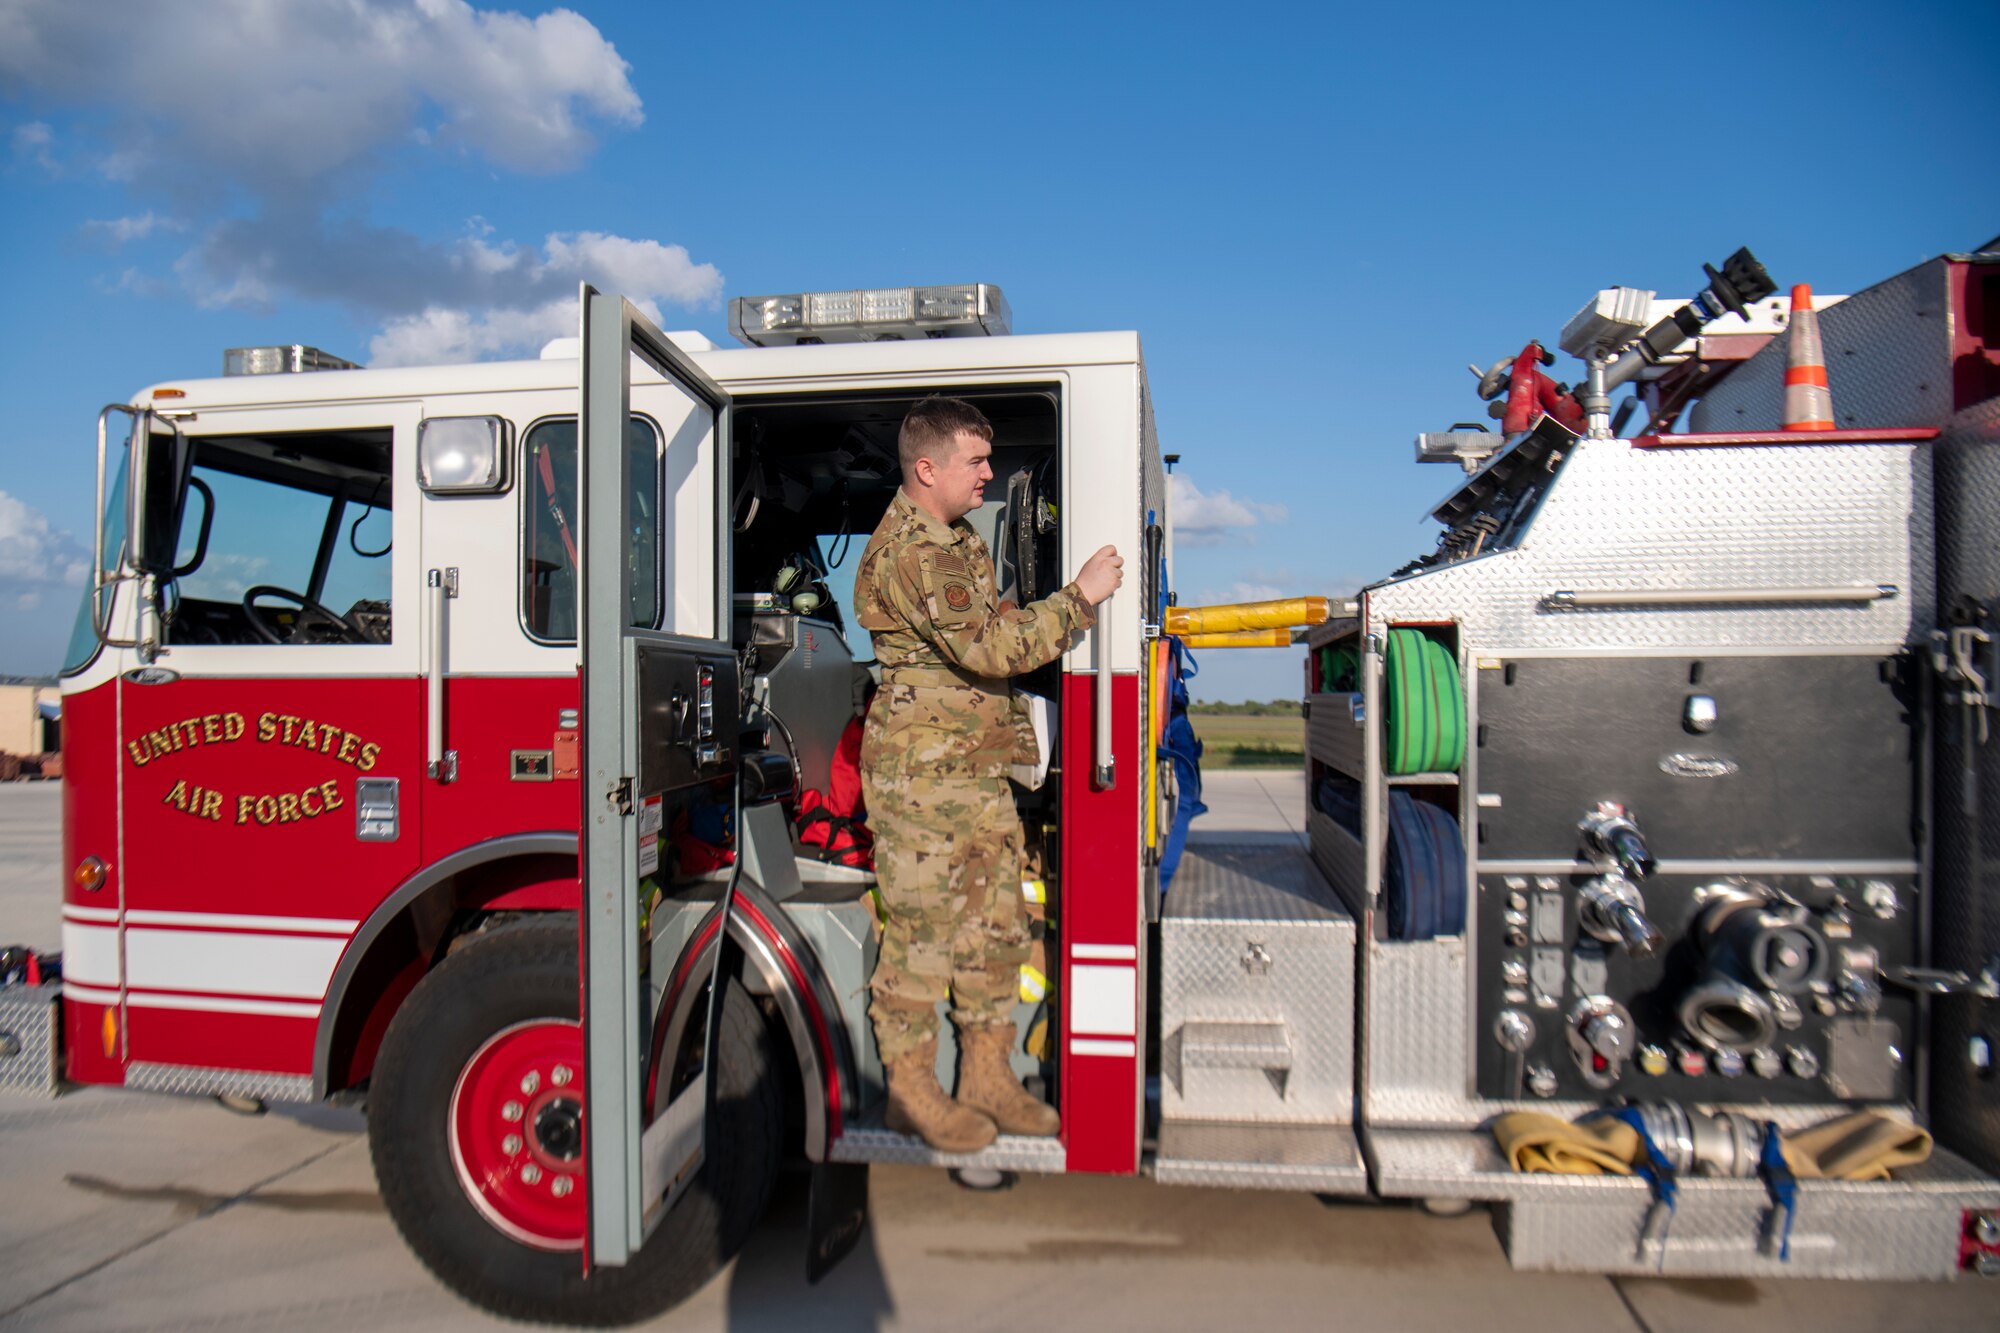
[728, 283, 1010, 347]
[223, 344, 360, 376]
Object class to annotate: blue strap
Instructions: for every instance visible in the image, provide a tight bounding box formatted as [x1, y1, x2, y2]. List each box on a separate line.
[1601, 1105, 1680, 1214]
[1758, 1120, 1797, 1262]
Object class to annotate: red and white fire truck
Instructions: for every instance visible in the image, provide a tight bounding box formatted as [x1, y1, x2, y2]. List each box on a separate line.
[20, 252, 2000, 1322]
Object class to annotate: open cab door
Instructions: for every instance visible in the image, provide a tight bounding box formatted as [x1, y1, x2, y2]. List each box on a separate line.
[577, 286, 739, 1267]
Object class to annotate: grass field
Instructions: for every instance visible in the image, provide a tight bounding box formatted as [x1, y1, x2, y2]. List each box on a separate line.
[1188, 713, 1304, 768]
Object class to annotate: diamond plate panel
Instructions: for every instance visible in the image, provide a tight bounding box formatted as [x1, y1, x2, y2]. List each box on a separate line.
[1306, 692, 1364, 778]
[1153, 1121, 1368, 1193]
[0, 983, 61, 1098]
[125, 1062, 314, 1103]
[1691, 258, 1961, 434]
[1160, 844, 1354, 1124]
[829, 1116, 1067, 1172]
[1369, 439, 1931, 653]
[1306, 809, 1366, 918]
[1361, 936, 1474, 1125]
[1927, 396, 2000, 1176]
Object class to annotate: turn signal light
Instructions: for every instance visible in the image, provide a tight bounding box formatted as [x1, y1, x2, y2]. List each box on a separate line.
[101, 1006, 118, 1058]
[74, 856, 108, 894]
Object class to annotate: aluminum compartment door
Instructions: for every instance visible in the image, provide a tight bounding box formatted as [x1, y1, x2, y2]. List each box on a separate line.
[578, 286, 735, 1267]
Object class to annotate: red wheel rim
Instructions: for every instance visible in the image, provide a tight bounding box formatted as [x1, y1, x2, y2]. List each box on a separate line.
[449, 1019, 587, 1251]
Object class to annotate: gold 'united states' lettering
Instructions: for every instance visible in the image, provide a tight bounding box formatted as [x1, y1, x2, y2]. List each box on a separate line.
[126, 711, 247, 766]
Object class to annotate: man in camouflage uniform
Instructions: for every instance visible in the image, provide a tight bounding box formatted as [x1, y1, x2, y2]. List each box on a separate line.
[854, 396, 1122, 1151]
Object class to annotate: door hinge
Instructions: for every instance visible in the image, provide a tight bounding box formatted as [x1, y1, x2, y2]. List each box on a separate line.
[608, 776, 635, 817]
[1930, 623, 1994, 743]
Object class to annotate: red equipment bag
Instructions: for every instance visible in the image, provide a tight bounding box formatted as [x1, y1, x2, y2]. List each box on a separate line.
[795, 715, 873, 869]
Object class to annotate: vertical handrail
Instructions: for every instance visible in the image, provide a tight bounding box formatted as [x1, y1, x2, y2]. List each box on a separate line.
[426, 568, 456, 780]
[1094, 594, 1114, 789]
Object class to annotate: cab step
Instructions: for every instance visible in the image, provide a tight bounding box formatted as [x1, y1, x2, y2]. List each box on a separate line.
[1153, 1120, 1369, 1194]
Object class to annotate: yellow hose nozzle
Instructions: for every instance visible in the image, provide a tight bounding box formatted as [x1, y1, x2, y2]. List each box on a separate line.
[1164, 597, 1329, 636]
[1177, 628, 1295, 649]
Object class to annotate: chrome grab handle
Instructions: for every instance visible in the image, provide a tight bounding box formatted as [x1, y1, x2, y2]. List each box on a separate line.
[1094, 595, 1114, 789]
[427, 568, 459, 781]
[1544, 584, 1896, 610]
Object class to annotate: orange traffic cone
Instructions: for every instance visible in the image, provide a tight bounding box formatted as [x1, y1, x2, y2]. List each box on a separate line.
[1783, 283, 1835, 431]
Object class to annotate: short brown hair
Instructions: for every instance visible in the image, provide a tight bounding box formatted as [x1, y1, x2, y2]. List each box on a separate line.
[899, 396, 991, 474]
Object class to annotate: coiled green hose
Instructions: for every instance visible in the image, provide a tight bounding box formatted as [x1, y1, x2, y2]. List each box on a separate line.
[1385, 628, 1465, 775]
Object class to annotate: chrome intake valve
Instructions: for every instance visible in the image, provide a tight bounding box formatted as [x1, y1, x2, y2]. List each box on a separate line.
[1579, 802, 1657, 882]
[1578, 873, 1665, 957]
[1567, 995, 1637, 1088]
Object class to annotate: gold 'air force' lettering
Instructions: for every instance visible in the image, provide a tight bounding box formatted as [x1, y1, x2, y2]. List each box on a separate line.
[235, 781, 345, 827]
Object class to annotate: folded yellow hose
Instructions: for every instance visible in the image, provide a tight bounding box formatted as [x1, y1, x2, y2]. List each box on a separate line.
[1165, 597, 1329, 635]
[1493, 1112, 1641, 1176]
[1178, 628, 1294, 649]
[1492, 1109, 1932, 1182]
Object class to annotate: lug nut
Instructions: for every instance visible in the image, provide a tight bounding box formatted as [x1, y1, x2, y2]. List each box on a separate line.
[522, 1164, 543, 1185]
[521, 1071, 540, 1095]
[552, 1175, 574, 1198]
[552, 1065, 573, 1087]
[503, 1134, 523, 1155]
[502, 1100, 524, 1122]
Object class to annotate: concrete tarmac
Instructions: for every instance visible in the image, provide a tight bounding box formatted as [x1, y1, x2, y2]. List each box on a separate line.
[1, 774, 1994, 1331]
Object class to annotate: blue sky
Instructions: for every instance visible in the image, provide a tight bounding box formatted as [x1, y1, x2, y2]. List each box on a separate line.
[2, 0, 1996, 699]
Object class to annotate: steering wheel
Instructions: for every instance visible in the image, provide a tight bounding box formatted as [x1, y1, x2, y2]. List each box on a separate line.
[242, 585, 363, 645]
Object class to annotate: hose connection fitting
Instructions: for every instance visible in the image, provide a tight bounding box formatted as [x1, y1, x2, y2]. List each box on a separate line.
[1579, 873, 1665, 958]
[1579, 801, 1657, 882]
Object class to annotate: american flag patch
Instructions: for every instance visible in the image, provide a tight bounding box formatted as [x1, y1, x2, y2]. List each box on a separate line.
[929, 551, 971, 578]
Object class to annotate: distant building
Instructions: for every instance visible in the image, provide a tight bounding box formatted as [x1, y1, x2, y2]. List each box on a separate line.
[0, 677, 59, 755]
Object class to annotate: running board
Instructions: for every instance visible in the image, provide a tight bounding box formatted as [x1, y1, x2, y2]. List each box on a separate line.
[1153, 1121, 1368, 1193]
[830, 1110, 1067, 1172]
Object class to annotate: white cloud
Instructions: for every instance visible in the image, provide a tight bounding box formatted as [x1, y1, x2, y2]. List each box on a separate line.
[2, 2, 719, 363]
[0, 491, 90, 592]
[0, 0, 641, 189]
[1170, 475, 1288, 546]
[367, 232, 722, 365]
[82, 211, 183, 247]
[9, 119, 54, 169]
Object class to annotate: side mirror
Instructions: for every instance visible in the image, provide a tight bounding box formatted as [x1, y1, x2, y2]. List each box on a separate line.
[172, 476, 214, 578]
[131, 422, 195, 577]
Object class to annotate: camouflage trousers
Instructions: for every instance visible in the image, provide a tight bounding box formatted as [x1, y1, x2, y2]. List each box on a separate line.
[863, 770, 1028, 1064]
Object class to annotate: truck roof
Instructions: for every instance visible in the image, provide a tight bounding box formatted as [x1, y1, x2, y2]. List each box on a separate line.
[132, 329, 1145, 408]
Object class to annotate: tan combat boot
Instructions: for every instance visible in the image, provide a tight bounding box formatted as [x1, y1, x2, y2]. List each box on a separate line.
[956, 1024, 1061, 1137]
[884, 1038, 998, 1153]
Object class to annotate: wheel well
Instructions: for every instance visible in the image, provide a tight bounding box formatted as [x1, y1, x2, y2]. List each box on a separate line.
[319, 850, 577, 1094]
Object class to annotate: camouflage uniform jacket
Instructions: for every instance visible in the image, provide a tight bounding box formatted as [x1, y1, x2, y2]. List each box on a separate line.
[855, 489, 1095, 779]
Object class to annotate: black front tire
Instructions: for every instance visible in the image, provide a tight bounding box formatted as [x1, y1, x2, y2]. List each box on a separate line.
[368, 919, 781, 1326]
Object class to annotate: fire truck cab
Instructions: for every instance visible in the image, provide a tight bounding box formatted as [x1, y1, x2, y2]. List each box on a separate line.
[57, 284, 1175, 1319]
